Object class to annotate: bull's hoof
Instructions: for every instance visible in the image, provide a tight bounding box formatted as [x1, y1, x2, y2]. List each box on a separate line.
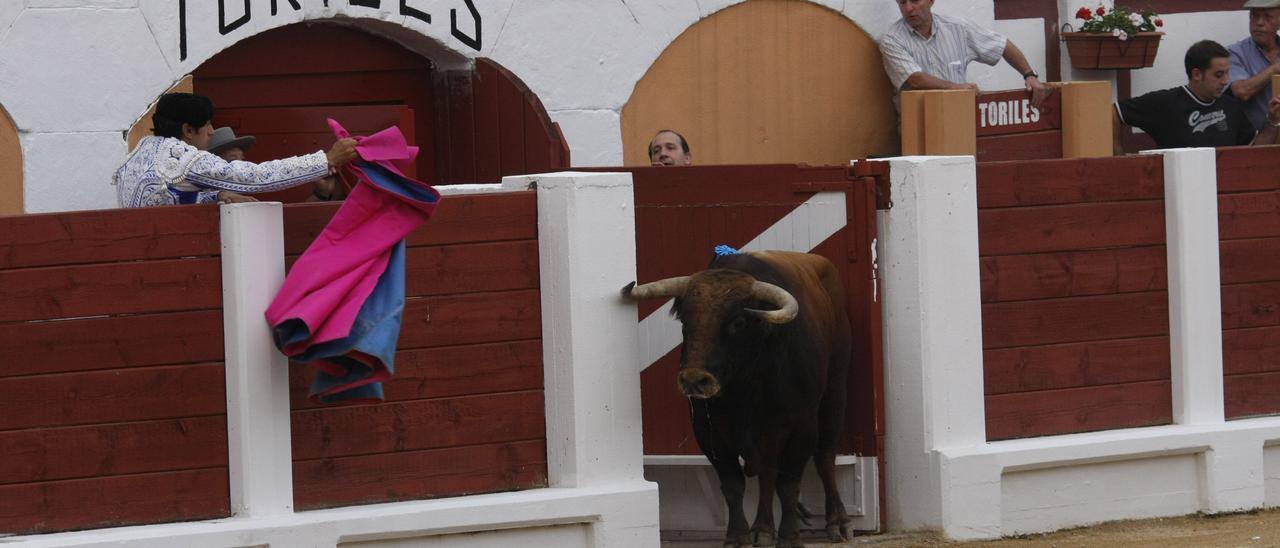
[795, 502, 814, 526]
[825, 522, 850, 542]
[723, 532, 752, 547]
[750, 528, 777, 546]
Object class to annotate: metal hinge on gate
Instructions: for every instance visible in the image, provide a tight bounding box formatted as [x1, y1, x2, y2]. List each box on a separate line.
[850, 160, 892, 210]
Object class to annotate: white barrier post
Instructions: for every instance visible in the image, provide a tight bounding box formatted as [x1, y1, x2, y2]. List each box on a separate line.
[504, 172, 660, 547]
[1145, 147, 1262, 513]
[220, 202, 295, 518]
[878, 156, 995, 538]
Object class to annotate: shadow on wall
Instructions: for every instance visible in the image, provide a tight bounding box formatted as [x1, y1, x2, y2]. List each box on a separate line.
[621, 0, 899, 167]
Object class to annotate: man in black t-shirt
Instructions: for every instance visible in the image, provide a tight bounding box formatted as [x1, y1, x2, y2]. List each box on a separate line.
[1114, 40, 1279, 152]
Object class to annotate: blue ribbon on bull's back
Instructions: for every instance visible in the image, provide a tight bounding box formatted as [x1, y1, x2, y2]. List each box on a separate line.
[266, 121, 439, 404]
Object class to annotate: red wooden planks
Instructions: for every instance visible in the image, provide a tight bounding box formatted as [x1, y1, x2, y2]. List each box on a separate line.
[1226, 371, 1280, 419]
[0, 206, 220, 270]
[444, 70, 478, 182]
[977, 155, 1163, 208]
[0, 259, 222, 324]
[1223, 326, 1280, 376]
[0, 364, 226, 431]
[986, 381, 1172, 440]
[0, 310, 223, 378]
[0, 469, 230, 535]
[1219, 192, 1280, 241]
[293, 440, 547, 510]
[280, 192, 538, 255]
[0, 417, 227, 485]
[473, 61, 504, 183]
[289, 341, 543, 409]
[978, 201, 1166, 256]
[291, 391, 545, 460]
[984, 336, 1171, 395]
[982, 291, 1169, 349]
[980, 246, 1167, 303]
[1222, 281, 1280, 330]
[1221, 238, 1280, 285]
[977, 131, 1063, 162]
[1217, 146, 1280, 193]
[397, 290, 541, 350]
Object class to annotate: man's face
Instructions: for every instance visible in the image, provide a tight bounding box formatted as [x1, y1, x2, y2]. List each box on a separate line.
[1250, 9, 1280, 46]
[183, 122, 215, 150]
[897, 0, 934, 31]
[218, 147, 245, 162]
[1191, 57, 1232, 100]
[649, 131, 691, 166]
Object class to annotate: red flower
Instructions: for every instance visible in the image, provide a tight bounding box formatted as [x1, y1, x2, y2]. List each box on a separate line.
[1155, 18, 1164, 27]
[1076, 7, 1092, 19]
[1096, 6, 1106, 16]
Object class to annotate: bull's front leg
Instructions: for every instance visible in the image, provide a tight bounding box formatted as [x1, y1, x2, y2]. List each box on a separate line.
[692, 399, 752, 546]
[748, 428, 789, 546]
[775, 427, 818, 548]
[709, 456, 751, 546]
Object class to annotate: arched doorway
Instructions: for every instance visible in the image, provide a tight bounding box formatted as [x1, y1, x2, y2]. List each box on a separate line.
[189, 22, 567, 202]
[0, 106, 20, 216]
[621, 0, 897, 166]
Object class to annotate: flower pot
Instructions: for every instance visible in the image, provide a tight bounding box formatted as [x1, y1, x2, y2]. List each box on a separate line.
[1062, 31, 1163, 70]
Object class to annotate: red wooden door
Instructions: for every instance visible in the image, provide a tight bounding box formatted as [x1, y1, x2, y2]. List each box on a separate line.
[623, 165, 884, 459]
[214, 105, 415, 203]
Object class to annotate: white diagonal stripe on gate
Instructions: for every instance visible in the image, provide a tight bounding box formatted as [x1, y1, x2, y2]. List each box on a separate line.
[637, 191, 848, 371]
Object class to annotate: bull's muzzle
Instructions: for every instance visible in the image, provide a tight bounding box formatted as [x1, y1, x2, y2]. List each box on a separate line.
[677, 369, 721, 399]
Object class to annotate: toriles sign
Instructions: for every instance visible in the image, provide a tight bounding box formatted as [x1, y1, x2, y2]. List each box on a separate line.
[177, 0, 482, 60]
[975, 89, 1061, 137]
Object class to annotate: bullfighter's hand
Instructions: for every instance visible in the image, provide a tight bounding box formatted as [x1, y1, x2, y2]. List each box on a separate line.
[326, 138, 359, 168]
[217, 191, 258, 204]
[1026, 76, 1050, 109]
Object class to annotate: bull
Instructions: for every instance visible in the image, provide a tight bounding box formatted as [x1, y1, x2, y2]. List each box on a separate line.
[623, 250, 852, 547]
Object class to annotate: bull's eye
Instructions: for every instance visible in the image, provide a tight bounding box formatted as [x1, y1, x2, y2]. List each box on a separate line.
[725, 316, 747, 335]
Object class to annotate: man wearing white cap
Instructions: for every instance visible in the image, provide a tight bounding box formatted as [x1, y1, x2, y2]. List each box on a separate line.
[207, 126, 256, 162]
[1229, 0, 1280, 131]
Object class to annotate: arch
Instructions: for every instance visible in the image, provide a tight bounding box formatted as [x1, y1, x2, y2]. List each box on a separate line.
[621, 0, 898, 166]
[0, 105, 21, 215]
[121, 21, 566, 202]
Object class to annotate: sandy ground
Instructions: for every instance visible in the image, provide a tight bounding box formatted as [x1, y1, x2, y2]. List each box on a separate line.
[664, 509, 1280, 547]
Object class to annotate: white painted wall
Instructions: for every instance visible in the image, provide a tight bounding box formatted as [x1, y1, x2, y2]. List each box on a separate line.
[0, 0, 1010, 213]
[4, 175, 660, 547]
[877, 148, 1280, 540]
[1129, 11, 1249, 97]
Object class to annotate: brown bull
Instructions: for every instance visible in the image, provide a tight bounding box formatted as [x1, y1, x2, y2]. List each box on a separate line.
[623, 250, 852, 547]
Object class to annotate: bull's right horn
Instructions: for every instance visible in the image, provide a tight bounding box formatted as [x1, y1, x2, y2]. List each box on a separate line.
[746, 281, 799, 324]
[621, 276, 691, 300]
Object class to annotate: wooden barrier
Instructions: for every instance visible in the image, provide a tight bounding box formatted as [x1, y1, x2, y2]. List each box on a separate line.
[1217, 146, 1280, 419]
[903, 81, 1112, 161]
[279, 192, 548, 510]
[0, 206, 232, 534]
[977, 155, 1172, 440]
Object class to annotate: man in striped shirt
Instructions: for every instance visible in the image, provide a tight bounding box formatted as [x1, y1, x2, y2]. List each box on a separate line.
[879, 0, 1049, 108]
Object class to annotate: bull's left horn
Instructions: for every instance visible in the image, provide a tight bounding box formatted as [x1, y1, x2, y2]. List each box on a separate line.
[621, 276, 691, 300]
[746, 281, 798, 324]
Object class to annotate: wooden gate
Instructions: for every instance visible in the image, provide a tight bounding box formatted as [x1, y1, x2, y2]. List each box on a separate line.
[193, 22, 568, 197]
[621, 164, 883, 464]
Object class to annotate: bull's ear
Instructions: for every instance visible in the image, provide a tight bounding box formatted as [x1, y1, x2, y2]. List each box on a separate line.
[669, 297, 683, 319]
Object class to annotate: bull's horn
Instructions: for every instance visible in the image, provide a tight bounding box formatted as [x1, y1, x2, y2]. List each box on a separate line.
[621, 276, 691, 300]
[746, 281, 798, 324]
